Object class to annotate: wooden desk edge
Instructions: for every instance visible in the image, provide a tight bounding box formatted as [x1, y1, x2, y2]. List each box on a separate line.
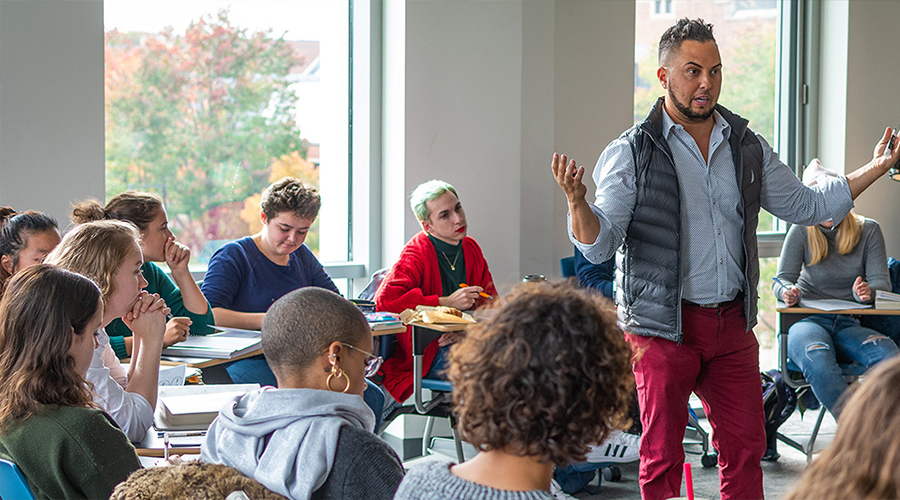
[406, 321, 470, 333]
[777, 307, 900, 315]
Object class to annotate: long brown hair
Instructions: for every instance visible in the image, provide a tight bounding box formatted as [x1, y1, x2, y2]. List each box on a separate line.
[0, 265, 101, 431]
[806, 212, 864, 266]
[787, 356, 900, 500]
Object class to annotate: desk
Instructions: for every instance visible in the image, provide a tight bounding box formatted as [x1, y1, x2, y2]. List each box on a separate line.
[161, 324, 408, 369]
[135, 430, 202, 457]
[777, 306, 900, 334]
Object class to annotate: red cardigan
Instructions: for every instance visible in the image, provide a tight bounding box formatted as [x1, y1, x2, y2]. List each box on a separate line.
[375, 231, 497, 402]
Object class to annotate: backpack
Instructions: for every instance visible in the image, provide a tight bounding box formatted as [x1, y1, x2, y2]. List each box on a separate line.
[761, 369, 797, 461]
[553, 462, 605, 495]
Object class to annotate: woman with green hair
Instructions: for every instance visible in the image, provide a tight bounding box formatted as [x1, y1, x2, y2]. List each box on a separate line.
[375, 180, 497, 403]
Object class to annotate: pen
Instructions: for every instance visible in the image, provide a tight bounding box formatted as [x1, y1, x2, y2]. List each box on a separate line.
[460, 283, 493, 300]
[771, 277, 790, 289]
[158, 430, 207, 438]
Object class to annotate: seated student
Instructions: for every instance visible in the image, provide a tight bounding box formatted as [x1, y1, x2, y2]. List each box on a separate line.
[394, 281, 634, 500]
[201, 177, 339, 386]
[0, 207, 61, 294]
[111, 462, 288, 500]
[573, 246, 614, 298]
[0, 265, 141, 499]
[786, 356, 900, 500]
[47, 220, 169, 441]
[774, 205, 899, 417]
[375, 180, 497, 404]
[201, 287, 404, 500]
[72, 192, 215, 359]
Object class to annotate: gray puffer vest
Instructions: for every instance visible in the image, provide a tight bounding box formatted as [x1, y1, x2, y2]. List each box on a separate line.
[615, 97, 763, 342]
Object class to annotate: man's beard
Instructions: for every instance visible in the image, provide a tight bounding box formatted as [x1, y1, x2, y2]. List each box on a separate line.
[669, 90, 716, 123]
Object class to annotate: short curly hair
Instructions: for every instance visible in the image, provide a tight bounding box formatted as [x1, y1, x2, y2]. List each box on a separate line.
[659, 18, 716, 66]
[450, 281, 634, 465]
[260, 177, 321, 221]
[110, 462, 288, 500]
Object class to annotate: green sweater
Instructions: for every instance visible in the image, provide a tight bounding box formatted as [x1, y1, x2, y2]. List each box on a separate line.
[0, 405, 141, 499]
[107, 261, 216, 359]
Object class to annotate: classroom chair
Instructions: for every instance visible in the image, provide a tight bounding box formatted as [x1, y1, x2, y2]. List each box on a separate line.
[777, 312, 863, 463]
[0, 457, 36, 500]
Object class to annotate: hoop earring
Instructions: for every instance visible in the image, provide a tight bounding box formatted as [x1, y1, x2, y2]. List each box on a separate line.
[326, 358, 351, 393]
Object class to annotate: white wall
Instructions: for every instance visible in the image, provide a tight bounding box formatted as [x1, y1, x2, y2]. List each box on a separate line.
[818, 0, 900, 258]
[0, 0, 105, 227]
[382, 0, 635, 291]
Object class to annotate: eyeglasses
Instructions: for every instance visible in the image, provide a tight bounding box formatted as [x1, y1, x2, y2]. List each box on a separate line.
[342, 343, 383, 378]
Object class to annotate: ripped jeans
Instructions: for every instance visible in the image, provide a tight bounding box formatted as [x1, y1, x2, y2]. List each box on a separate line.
[788, 314, 899, 417]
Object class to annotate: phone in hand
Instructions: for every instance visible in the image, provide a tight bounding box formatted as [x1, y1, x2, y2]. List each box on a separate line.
[884, 124, 900, 157]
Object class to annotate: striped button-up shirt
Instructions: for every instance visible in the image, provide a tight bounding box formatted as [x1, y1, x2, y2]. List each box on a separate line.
[570, 108, 853, 305]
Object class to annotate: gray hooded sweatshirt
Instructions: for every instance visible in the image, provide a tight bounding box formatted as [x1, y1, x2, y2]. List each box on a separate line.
[201, 387, 402, 500]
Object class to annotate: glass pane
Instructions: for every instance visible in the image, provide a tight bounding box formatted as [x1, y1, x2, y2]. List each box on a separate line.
[635, 0, 781, 235]
[757, 256, 779, 367]
[104, 0, 350, 265]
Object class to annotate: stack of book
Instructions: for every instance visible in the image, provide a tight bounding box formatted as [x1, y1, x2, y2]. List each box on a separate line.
[161, 327, 261, 359]
[154, 384, 260, 431]
[876, 290, 900, 310]
[365, 312, 403, 331]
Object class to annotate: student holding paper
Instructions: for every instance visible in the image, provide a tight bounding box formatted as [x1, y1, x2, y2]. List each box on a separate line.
[773, 163, 899, 417]
[47, 220, 170, 441]
[0, 265, 140, 498]
[72, 192, 215, 359]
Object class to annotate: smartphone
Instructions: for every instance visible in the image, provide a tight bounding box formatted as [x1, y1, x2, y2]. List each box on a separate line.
[884, 123, 900, 157]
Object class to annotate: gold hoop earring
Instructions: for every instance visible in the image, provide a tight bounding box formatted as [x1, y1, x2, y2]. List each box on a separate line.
[326, 358, 351, 393]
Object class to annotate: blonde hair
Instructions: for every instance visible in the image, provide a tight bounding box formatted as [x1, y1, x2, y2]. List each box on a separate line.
[806, 212, 864, 266]
[45, 220, 141, 306]
[786, 356, 900, 500]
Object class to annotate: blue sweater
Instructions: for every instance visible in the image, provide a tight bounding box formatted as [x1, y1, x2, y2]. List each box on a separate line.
[201, 236, 339, 314]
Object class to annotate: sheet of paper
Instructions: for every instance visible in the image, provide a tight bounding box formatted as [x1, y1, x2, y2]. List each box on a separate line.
[799, 298, 872, 311]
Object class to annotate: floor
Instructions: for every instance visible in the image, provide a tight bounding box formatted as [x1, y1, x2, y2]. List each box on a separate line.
[404, 405, 833, 500]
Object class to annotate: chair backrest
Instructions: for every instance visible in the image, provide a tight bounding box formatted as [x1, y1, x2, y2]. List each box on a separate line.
[0, 457, 36, 500]
[561, 256, 575, 278]
[358, 268, 389, 302]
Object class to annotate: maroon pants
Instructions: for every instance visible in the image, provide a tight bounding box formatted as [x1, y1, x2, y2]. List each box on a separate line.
[626, 299, 765, 500]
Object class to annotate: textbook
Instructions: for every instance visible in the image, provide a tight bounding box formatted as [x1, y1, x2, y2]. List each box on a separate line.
[161, 327, 261, 359]
[154, 383, 259, 431]
[366, 312, 403, 330]
[876, 290, 900, 310]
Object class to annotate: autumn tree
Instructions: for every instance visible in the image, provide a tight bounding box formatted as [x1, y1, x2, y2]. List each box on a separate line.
[105, 10, 310, 251]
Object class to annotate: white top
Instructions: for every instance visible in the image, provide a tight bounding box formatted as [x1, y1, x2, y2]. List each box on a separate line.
[85, 328, 153, 442]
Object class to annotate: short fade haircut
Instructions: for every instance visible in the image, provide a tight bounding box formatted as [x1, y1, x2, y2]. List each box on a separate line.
[260, 177, 321, 221]
[261, 287, 369, 379]
[409, 180, 458, 223]
[450, 281, 634, 465]
[659, 18, 716, 66]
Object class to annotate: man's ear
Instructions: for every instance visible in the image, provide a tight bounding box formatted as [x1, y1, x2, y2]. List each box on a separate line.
[420, 219, 431, 234]
[260, 211, 268, 225]
[657, 66, 668, 89]
[1, 255, 14, 275]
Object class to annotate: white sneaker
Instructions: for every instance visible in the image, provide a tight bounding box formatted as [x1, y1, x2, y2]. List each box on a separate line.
[584, 430, 640, 464]
[549, 478, 579, 500]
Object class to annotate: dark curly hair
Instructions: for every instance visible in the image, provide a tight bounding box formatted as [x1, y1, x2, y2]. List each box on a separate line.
[260, 177, 321, 221]
[449, 281, 634, 465]
[659, 18, 716, 66]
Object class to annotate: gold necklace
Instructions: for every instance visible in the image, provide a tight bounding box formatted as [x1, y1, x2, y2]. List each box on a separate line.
[441, 250, 460, 271]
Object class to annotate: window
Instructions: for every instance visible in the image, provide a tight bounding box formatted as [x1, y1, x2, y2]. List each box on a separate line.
[634, 0, 810, 344]
[653, 0, 674, 17]
[104, 0, 355, 294]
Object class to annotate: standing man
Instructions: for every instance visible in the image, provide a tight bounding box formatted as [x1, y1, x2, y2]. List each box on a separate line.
[552, 18, 900, 500]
